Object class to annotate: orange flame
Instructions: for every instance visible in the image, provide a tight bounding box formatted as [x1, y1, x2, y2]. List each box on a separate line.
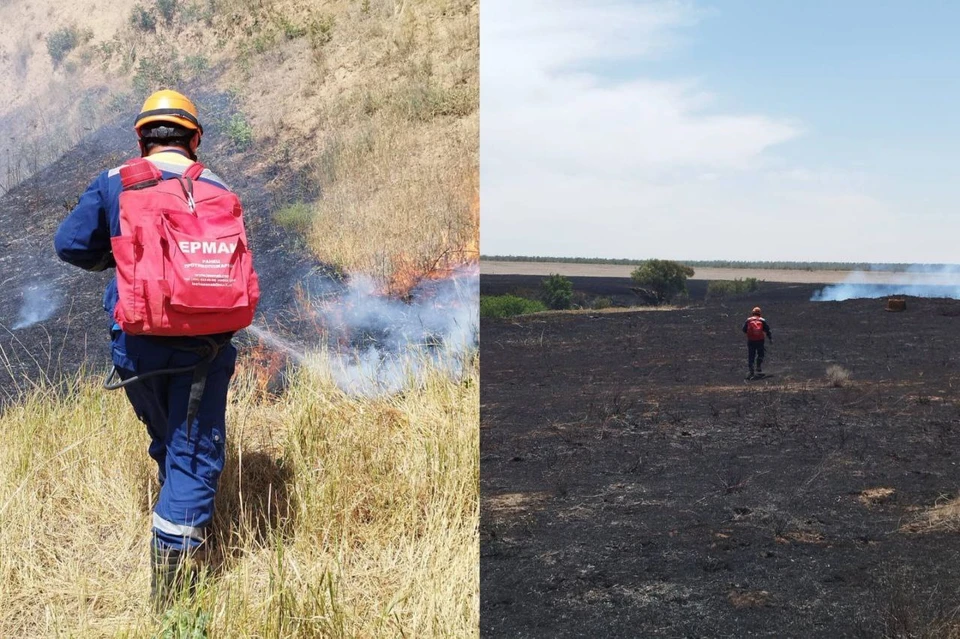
[239, 339, 288, 396]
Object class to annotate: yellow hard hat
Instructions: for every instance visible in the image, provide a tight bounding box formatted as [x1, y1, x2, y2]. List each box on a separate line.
[134, 89, 203, 134]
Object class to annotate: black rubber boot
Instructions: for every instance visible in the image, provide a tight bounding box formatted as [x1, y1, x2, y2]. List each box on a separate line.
[151, 545, 186, 613]
[151, 544, 208, 613]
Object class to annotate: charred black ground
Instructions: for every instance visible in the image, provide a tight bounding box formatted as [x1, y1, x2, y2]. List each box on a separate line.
[481, 276, 960, 638]
[0, 88, 331, 401]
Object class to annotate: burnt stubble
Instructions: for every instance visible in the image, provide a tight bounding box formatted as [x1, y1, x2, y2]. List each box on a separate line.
[481, 278, 960, 638]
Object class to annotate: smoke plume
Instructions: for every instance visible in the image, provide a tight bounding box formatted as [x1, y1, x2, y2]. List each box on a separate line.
[812, 265, 960, 302]
[249, 265, 479, 396]
[12, 284, 60, 330]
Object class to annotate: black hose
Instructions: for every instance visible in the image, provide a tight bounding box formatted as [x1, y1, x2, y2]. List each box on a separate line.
[102, 335, 221, 390]
[103, 362, 201, 390]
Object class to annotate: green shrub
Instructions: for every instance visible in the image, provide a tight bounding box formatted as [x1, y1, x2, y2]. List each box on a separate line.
[630, 259, 695, 304]
[480, 295, 546, 319]
[274, 202, 314, 233]
[592, 297, 613, 310]
[156, 0, 178, 25]
[131, 4, 157, 32]
[131, 54, 183, 97]
[706, 277, 760, 299]
[179, 1, 214, 26]
[541, 273, 573, 310]
[46, 27, 79, 67]
[225, 114, 254, 151]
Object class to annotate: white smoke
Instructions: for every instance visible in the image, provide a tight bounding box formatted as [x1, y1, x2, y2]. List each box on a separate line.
[12, 283, 60, 329]
[812, 265, 960, 302]
[248, 264, 479, 396]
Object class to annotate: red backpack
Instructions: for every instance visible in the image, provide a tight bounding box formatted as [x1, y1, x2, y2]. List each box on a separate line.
[746, 317, 766, 341]
[111, 158, 259, 336]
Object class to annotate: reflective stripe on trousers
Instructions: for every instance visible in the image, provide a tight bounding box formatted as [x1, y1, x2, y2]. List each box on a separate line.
[153, 512, 205, 542]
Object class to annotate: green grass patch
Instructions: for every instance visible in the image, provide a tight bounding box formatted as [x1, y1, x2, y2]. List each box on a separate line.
[480, 295, 546, 319]
[274, 202, 314, 233]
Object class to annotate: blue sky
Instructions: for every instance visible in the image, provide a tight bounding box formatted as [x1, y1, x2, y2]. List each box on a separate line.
[481, 1, 960, 262]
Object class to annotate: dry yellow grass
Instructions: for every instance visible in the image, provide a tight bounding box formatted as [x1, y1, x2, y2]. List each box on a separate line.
[0, 354, 479, 637]
[902, 496, 960, 535]
[825, 364, 851, 387]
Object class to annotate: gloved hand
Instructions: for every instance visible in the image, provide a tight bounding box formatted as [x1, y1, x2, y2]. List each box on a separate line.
[87, 250, 116, 272]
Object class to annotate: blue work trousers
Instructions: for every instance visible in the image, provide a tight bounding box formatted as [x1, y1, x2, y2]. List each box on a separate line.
[111, 331, 237, 551]
[747, 339, 766, 372]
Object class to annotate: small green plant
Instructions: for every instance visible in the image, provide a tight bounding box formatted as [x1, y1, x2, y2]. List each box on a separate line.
[158, 606, 210, 639]
[131, 4, 157, 32]
[251, 32, 275, 54]
[277, 15, 308, 40]
[46, 26, 79, 67]
[274, 202, 315, 233]
[226, 114, 254, 151]
[184, 54, 208, 76]
[541, 273, 573, 310]
[309, 15, 335, 49]
[480, 295, 546, 319]
[156, 0, 178, 25]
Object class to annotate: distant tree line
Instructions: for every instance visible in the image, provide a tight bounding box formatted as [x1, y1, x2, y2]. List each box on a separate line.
[481, 255, 957, 272]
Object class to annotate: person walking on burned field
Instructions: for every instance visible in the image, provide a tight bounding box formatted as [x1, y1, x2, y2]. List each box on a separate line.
[742, 306, 772, 379]
[54, 89, 260, 611]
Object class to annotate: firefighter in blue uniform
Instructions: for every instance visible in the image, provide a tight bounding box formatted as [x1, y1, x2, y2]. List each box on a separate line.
[54, 90, 237, 610]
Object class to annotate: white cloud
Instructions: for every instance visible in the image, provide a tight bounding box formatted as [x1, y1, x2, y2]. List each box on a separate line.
[481, 0, 915, 262]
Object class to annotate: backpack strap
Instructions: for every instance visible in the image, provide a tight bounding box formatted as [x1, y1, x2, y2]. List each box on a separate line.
[182, 162, 206, 181]
[119, 158, 163, 191]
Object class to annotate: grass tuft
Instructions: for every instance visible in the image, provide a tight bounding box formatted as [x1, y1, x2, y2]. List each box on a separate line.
[826, 364, 851, 387]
